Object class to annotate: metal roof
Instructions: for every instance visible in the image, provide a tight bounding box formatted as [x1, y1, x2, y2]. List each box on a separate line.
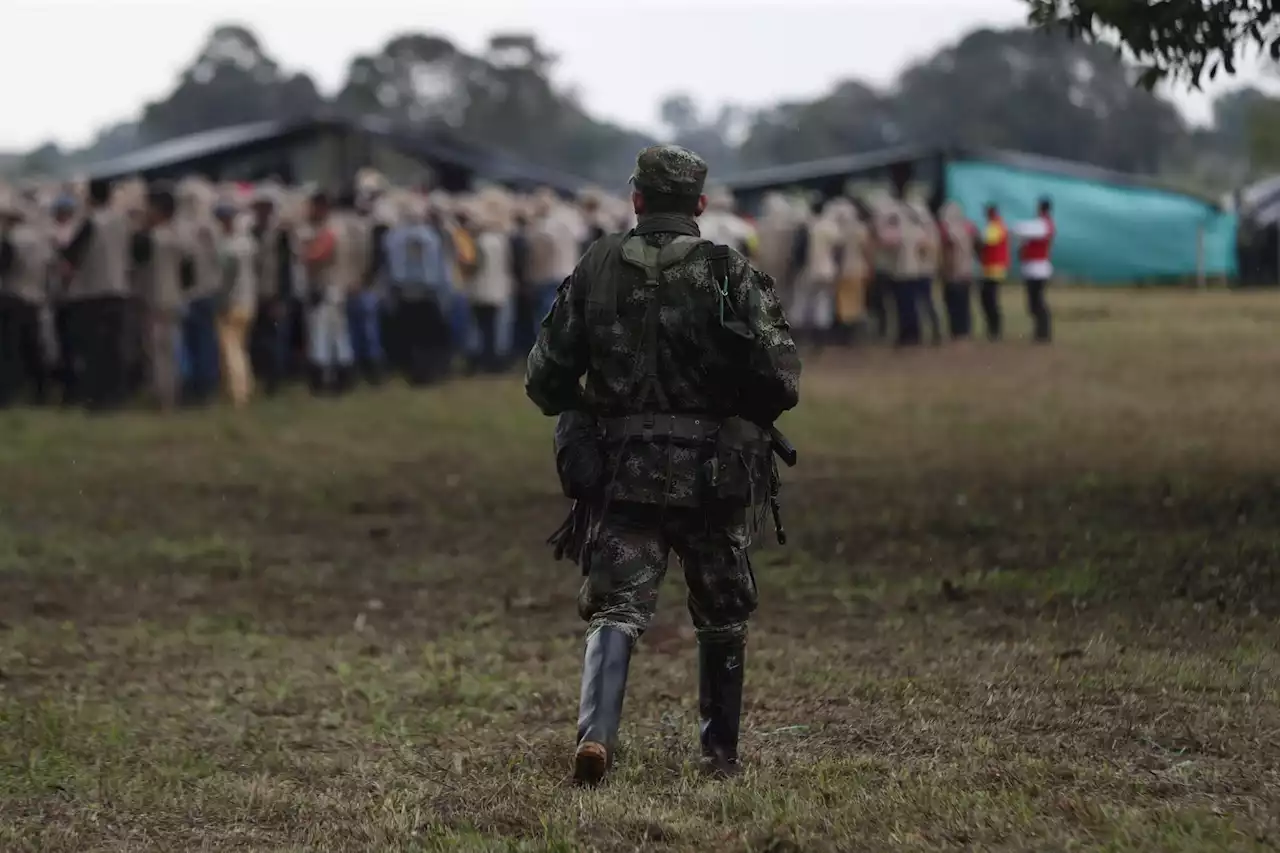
[85, 115, 589, 194]
[723, 143, 1224, 209]
[722, 145, 939, 193]
[86, 119, 308, 180]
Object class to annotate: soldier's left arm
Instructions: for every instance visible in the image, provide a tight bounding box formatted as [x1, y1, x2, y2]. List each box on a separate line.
[732, 255, 801, 426]
[525, 260, 590, 416]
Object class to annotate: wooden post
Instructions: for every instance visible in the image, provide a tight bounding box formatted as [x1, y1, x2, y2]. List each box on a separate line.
[1196, 224, 1206, 289]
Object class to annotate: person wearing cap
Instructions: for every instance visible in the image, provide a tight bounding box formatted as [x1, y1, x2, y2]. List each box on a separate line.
[0, 191, 55, 406]
[526, 144, 801, 786]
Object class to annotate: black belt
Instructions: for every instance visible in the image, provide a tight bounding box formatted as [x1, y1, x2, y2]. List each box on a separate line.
[600, 413, 720, 444]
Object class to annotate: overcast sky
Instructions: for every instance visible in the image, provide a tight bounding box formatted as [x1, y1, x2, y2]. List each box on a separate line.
[2, 0, 1275, 152]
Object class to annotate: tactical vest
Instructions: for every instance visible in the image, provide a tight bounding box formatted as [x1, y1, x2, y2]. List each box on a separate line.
[587, 233, 770, 510]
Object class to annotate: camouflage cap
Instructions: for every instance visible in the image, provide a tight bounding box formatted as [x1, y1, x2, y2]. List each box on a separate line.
[630, 145, 708, 197]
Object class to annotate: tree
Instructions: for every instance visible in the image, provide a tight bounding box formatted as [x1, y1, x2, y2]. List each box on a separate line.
[1024, 0, 1280, 90]
[892, 27, 1186, 174]
[656, 93, 742, 175]
[737, 80, 902, 169]
[335, 31, 655, 183]
[139, 24, 324, 141]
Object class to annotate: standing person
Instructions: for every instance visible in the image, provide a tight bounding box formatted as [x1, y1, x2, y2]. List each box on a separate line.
[0, 192, 54, 407]
[791, 199, 841, 351]
[830, 198, 872, 345]
[978, 203, 1009, 341]
[938, 202, 977, 341]
[903, 191, 942, 346]
[60, 178, 132, 411]
[342, 192, 383, 385]
[526, 145, 801, 786]
[132, 185, 189, 411]
[213, 201, 257, 408]
[248, 187, 295, 395]
[176, 180, 221, 406]
[467, 203, 514, 374]
[301, 190, 355, 394]
[384, 197, 453, 385]
[508, 210, 536, 357]
[1013, 197, 1055, 343]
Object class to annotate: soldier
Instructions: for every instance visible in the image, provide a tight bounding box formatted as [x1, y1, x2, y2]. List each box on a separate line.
[133, 185, 189, 410]
[525, 145, 801, 785]
[0, 190, 54, 406]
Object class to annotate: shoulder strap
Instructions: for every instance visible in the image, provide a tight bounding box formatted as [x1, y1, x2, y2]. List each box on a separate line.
[610, 234, 707, 412]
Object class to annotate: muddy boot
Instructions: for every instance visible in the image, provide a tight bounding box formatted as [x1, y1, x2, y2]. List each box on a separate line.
[573, 626, 633, 786]
[698, 637, 746, 778]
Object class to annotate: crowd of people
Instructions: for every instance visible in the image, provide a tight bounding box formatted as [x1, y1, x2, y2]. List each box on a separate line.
[0, 170, 1054, 413]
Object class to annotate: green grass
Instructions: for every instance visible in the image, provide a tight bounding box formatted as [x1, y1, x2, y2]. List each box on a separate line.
[1, 287, 1278, 851]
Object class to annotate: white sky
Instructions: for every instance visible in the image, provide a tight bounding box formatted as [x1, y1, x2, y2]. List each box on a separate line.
[2, 0, 1275, 151]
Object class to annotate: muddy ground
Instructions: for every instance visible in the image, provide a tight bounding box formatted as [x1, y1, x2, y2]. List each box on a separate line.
[1, 288, 1278, 851]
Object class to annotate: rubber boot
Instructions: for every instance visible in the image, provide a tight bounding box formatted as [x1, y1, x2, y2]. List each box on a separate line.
[698, 637, 746, 778]
[573, 626, 633, 786]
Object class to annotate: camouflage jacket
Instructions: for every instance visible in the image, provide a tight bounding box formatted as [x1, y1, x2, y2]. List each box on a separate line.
[525, 212, 801, 506]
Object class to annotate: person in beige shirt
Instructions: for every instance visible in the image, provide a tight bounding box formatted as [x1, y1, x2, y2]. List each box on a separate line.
[133, 186, 190, 410]
[213, 200, 258, 407]
[175, 178, 222, 405]
[938, 201, 977, 340]
[0, 191, 55, 406]
[59, 178, 132, 410]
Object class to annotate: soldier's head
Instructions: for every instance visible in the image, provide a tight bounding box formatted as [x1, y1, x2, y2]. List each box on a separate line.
[629, 145, 708, 218]
[1038, 197, 1052, 216]
[985, 203, 999, 221]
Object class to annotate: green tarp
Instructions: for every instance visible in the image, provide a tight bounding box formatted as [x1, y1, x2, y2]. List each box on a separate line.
[946, 160, 1238, 282]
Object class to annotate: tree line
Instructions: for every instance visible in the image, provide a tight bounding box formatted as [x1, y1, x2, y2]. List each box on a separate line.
[9, 19, 1280, 192]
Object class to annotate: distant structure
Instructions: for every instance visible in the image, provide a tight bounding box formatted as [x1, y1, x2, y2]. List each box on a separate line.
[724, 145, 1238, 284]
[83, 113, 588, 196]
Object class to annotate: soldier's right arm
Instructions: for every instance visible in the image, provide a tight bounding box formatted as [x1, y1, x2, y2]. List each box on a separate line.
[525, 260, 591, 416]
[731, 256, 801, 426]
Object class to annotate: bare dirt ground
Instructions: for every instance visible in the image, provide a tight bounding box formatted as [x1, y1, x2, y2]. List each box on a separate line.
[1, 287, 1278, 852]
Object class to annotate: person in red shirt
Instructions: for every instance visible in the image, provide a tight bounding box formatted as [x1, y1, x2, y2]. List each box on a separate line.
[1012, 197, 1055, 343]
[977, 203, 1010, 340]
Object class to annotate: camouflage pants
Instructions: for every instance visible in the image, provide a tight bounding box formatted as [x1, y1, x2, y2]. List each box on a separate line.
[579, 502, 758, 643]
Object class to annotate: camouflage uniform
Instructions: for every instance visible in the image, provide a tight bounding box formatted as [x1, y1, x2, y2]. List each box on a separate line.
[526, 145, 800, 785]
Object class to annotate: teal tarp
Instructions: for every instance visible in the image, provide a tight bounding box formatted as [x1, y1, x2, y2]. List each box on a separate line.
[945, 160, 1238, 282]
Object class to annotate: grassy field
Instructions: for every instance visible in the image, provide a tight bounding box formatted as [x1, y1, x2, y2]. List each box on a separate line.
[2, 287, 1279, 852]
